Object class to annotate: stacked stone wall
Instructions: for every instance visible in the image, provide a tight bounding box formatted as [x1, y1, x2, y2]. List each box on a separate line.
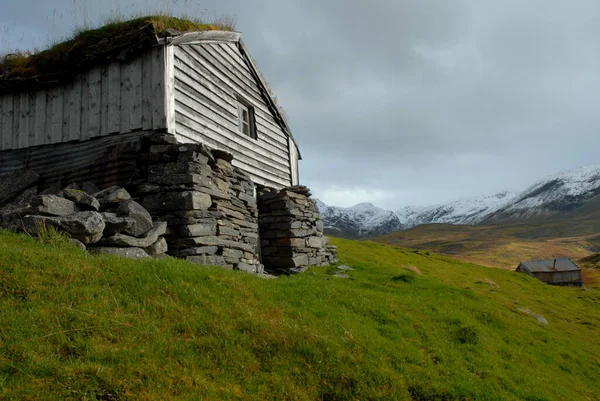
[258, 186, 338, 274]
[134, 133, 262, 273]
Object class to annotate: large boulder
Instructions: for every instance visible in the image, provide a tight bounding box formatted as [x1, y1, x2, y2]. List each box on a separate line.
[22, 212, 106, 245]
[116, 199, 153, 237]
[0, 169, 40, 207]
[30, 195, 78, 216]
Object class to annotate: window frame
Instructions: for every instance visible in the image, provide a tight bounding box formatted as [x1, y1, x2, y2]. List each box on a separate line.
[236, 97, 257, 140]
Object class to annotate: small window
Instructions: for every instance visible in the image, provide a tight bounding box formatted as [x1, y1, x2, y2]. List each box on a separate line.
[237, 99, 257, 139]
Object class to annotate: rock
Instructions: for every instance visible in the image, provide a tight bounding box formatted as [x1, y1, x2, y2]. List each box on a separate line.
[337, 265, 355, 271]
[30, 195, 78, 216]
[184, 255, 227, 266]
[0, 169, 40, 207]
[101, 212, 136, 236]
[23, 212, 105, 245]
[211, 149, 234, 163]
[148, 132, 178, 145]
[38, 184, 63, 196]
[169, 236, 255, 252]
[101, 222, 167, 248]
[334, 273, 350, 279]
[145, 237, 168, 256]
[81, 182, 100, 196]
[90, 247, 150, 259]
[61, 189, 100, 211]
[178, 223, 217, 237]
[142, 191, 212, 211]
[235, 262, 258, 273]
[69, 239, 86, 250]
[116, 200, 153, 237]
[12, 187, 38, 206]
[94, 186, 132, 207]
[168, 246, 219, 257]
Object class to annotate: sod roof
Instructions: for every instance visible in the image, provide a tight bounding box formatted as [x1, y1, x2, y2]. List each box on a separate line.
[0, 16, 234, 90]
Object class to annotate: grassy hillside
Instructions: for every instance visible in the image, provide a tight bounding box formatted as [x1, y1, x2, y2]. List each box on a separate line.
[1, 230, 599, 400]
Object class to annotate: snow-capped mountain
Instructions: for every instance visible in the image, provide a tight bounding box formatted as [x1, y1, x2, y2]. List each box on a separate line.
[482, 165, 600, 223]
[316, 165, 600, 237]
[396, 191, 516, 228]
[315, 200, 403, 238]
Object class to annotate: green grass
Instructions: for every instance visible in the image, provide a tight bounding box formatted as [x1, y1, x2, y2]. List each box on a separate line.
[1, 15, 234, 79]
[0, 230, 599, 400]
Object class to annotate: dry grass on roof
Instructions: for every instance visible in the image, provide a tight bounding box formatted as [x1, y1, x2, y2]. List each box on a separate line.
[0, 15, 236, 80]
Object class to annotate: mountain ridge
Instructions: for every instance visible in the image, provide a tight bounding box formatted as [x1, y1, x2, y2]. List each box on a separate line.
[317, 164, 600, 238]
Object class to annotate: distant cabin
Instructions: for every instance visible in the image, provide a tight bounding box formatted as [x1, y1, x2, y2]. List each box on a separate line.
[516, 258, 583, 287]
[0, 20, 300, 190]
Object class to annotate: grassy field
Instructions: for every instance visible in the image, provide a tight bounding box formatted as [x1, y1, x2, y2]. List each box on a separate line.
[1, 229, 599, 400]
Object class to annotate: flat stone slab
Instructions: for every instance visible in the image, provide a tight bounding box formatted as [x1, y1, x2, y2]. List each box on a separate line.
[142, 191, 212, 211]
[90, 247, 150, 259]
[23, 211, 105, 245]
[31, 195, 78, 216]
[337, 265, 355, 271]
[334, 274, 351, 279]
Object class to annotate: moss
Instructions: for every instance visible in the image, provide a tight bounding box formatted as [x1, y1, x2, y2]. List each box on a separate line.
[0, 15, 234, 80]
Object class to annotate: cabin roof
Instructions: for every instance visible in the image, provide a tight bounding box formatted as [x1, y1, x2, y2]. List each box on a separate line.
[0, 17, 299, 155]
[518, 258, 580, 273]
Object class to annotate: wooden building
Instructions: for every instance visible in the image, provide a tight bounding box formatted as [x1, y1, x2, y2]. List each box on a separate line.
[0, 21, 300, 189]
[516, 258, 583, 287]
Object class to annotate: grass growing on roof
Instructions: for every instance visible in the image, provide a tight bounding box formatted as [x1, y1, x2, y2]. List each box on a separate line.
[0, 14, 235, 79]
[0, 229, 599, 400]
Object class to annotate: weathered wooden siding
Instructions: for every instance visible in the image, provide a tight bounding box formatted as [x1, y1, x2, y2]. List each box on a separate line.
[0, 47, 167, 151]
[0, 131, 147, 189]
[172, 43, 292, 188]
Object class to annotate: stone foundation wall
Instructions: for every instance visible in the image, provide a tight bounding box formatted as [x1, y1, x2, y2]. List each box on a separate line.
[133, 133, 263, 273]
[258, 185, 338, 274]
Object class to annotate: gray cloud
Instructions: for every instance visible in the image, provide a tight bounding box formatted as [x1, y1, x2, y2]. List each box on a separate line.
[3, 0, 600, 208]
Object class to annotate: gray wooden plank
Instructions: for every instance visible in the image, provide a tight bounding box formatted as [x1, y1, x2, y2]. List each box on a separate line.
[108, 62, 121, 134]
[100, 65, 110, 136]
[0, 96, 4, 150]
[28, 92, 36, 147]
[165, 45, 176, 133]
[141, 50, 153, 130]
[120, 60, 133, 133]
[35, 91, 47, 145]
[18, 92, 29, 148]
[80, 73, 90, 140]
[50, 87, 63, 143]
[0, 95, 11, 150]
[70, 77, 82, 141]
[151, 46, 167, 130]
[44, 89, 54, 144]
[88, 66, 102, 138]
[13, 95, 21, 149]
[62, 82, 72, 142]
[130, 57, 143, 130]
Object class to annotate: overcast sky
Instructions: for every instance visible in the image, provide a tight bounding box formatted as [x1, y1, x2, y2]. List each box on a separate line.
[2, 0, 600, 209]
